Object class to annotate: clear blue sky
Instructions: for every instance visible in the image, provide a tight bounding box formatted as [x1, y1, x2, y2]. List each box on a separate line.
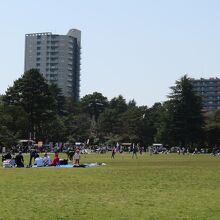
[0, 0, 220, 107]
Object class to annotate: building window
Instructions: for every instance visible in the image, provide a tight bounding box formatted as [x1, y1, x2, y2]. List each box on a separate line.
[51, 57, 58, 61]
[50, 73, 58, 77]
[51, 52, 58, 55]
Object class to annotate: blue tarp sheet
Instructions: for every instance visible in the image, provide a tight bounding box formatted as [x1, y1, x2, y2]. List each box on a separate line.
[32, 163, 104, 168]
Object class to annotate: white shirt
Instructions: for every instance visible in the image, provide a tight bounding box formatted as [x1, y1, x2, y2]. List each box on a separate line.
[43, 156, 51, 165]
[35, 157, 43, 167]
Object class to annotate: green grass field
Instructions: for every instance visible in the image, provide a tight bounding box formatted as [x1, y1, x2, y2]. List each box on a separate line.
[0, 153, 220, 220]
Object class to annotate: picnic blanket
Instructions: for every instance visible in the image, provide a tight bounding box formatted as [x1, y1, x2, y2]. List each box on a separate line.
[32, 163, 106, 168]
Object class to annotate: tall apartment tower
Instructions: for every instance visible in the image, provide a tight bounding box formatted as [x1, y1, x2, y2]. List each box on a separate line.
[191, 77, 220, 111]
[24, 29, 81, 101]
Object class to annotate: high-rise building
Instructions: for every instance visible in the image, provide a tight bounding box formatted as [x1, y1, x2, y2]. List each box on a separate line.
[191, 77, 220, 111]
[24, 29, 81, 101]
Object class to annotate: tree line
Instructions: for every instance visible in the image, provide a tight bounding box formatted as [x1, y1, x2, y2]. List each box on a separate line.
[0, 69, 219, 149]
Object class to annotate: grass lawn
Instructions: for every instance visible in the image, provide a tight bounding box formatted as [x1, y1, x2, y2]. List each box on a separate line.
[0, 153, 220, 220]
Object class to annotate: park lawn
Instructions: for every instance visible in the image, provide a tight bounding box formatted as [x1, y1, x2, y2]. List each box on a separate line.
[0, 153, 220, 220]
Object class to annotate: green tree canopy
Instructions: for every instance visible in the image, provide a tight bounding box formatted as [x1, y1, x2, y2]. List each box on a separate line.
[80, 92, 108, 121]
[109, 95, 127, 113]
[3, 69, 56, 140]
[163, 75, 204, 147]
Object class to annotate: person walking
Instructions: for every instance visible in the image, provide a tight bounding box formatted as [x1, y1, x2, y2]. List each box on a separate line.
[111, 146, 116, 159]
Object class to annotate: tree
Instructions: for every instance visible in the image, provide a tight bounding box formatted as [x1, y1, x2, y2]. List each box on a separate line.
[109, 95, 127, 113]
[205, 109, 220, 124]
[3, 69, 56, 140]
[97, 108, 123, 142]
[0, 105, 17, 147]
[205, 123, 220, 148]
[121, 106, 145, 143]
[49, 83, 66, 116]
[156, 101, 172, 145]
[1, 105, 29, 139]
[163, 75, 204, 147]
[127, 99, 137, 108]
[204, 109, 220, 148]
[145, 103, 164, 144]
[80, 92, 108, 121]
[65, 113, 91, 142]
[42, 115, 66, 142]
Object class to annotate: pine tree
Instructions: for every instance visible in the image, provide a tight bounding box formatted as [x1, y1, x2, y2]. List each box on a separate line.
[166, 75, 204, 147]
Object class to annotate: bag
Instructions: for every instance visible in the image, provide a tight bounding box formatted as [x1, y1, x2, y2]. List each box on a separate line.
[59, 159, 68, 165]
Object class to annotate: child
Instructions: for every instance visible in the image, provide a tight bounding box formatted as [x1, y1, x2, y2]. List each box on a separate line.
[73, 148, 80, 166]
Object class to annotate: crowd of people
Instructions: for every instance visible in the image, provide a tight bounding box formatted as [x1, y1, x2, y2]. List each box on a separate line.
[109, 144, 220, 159]
[2, 148, 82, 168]
[2, 143, 219, 168]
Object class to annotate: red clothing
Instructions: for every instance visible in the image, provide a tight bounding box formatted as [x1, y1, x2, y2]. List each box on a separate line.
[51, 156, 59, 166]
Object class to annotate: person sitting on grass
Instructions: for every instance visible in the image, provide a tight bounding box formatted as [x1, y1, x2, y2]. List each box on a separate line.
[51, 152, 60, 166]
[73, 148, 80, 166]
[15, 151, 24, 167]
[43, 153, 51, 166]
[34, 154, 43, 167]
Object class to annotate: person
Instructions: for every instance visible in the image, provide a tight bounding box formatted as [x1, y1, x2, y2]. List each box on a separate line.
[149, 146, 153, 156]
[187, 147, 190, 155]
[73, 148, 80, 165]
[193, 147, 198, 154]
[15, 151, 24, 167]
[29, 149, 38, 167]
[182, 147, 185, 155]
[34, 154, 43, 167]
[51, 152, 60, 166]
[43, 153, 51, 166]
[140, 146, 143, 155]
[132, 144, 138, 159]
[111, 146, 116, 159]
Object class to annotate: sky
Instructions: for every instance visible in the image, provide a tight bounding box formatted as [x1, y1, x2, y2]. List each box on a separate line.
[0, 0, 220, 107]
